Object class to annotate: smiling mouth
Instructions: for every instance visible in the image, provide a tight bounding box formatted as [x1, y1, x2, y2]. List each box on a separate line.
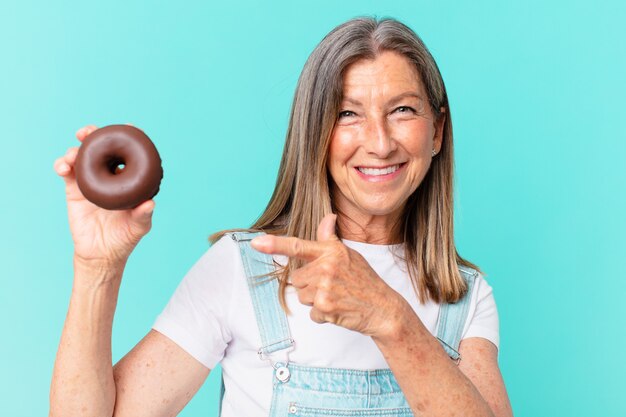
[356, 163, 404, 176]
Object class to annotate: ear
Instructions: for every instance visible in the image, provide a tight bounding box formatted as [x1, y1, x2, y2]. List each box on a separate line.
[433, 107, 446, 153]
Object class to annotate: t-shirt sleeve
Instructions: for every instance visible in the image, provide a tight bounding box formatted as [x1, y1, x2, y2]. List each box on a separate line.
[152, 235, 239, 369]
[461, 272, 500, 349]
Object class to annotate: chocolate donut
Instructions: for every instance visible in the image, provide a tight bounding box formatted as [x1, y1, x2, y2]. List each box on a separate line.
[74, 125, 163, 210]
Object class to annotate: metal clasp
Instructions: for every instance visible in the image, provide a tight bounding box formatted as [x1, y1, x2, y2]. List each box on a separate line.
[230, 233, 253, 242]
[257, 340, 295, 383]
[257, 339, 295, 364]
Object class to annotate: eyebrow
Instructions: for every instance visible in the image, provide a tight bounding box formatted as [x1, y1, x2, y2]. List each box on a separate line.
[341, 92, 425, 107]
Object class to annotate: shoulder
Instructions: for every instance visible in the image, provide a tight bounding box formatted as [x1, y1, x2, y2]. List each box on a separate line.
[190, 235, 239, 272]
[174, 234, 245, 293]
[193, 231, 280, 282]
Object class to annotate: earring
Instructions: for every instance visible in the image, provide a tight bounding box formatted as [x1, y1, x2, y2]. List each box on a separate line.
[432, 149, 437, 157]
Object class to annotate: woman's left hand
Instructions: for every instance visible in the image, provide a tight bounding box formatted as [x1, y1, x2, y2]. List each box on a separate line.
[250, 214, 407, 339]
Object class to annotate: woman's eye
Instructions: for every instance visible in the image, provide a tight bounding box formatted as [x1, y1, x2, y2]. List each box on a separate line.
[395, 106, 415, 114]
[338, 110, 356, 119]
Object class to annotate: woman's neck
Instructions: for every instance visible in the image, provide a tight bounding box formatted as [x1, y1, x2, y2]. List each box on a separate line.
[336, 211, 404, 244]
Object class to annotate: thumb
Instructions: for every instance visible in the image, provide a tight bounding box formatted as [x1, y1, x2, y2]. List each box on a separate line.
[131, 199, 155, 225]
[316, 213, 338, 242]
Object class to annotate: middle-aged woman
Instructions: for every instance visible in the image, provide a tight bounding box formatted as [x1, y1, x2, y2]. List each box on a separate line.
[51, 17, 513, 417]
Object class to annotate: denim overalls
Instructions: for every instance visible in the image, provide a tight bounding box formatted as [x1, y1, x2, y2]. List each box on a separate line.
[219, 232, 476, 417]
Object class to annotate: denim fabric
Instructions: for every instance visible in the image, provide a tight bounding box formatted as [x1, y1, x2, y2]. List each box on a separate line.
[231, 232, 295, 356]
[222, 232, 475, 417]
[268, 363, 413, 416]
[435, 266, 477, 361]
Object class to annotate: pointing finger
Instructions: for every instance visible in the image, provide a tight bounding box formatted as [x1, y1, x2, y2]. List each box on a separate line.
[251, 235, 324, 262]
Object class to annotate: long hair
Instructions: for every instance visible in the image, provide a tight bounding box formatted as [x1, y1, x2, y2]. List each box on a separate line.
[211, 17, 479, 311]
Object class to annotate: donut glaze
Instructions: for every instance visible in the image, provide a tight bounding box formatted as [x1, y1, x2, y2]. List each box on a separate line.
[74, 125, 163, 210]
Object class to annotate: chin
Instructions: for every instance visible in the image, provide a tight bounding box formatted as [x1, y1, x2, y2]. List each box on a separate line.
[355, 200, 405, 217]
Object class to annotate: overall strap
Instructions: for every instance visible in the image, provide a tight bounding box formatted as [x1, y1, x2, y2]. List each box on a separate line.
[230, 232, 294, 357]
[435, 268, 478, 362]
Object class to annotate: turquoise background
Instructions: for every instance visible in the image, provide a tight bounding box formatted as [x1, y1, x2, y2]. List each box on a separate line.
[1, 0, 624, 415]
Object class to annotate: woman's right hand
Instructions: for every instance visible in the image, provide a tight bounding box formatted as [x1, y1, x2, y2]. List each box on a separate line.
[53, 125, 156, 269]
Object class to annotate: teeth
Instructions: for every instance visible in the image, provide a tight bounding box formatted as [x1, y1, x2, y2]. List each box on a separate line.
[357, 164, 400, 176]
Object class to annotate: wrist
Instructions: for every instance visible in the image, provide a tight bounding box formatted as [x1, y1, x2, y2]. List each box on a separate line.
[373, 294, 416, 343]
[74, 253, 126, 271]
[73, 255, 126, 287]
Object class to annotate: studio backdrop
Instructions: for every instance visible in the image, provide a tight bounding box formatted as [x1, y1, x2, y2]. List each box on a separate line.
[1, 0, 624, 416]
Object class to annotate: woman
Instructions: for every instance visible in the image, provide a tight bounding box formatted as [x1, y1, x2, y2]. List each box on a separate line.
[51, 17, 513, 417]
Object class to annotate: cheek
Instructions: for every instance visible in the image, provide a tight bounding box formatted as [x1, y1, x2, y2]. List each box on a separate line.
[394, 120, 435, 155]
[328, 129, 359, 170]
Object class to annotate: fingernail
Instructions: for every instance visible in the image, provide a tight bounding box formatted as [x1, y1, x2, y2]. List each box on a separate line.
[251, 235, 270, 249]
[59, 163, 69, 172]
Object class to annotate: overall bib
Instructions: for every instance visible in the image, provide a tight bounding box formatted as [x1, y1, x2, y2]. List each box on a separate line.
[220, 232, 476, 417]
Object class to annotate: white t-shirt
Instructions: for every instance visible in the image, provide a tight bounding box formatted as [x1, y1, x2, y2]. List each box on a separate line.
[153, 235, 499, 417]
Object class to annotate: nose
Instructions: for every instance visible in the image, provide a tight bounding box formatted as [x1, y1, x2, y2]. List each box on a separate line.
[362, 115, 397, 159]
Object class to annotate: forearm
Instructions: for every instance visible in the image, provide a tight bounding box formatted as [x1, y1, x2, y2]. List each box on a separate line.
[372, 301, 494, 417]
[50, 258, 125, 417]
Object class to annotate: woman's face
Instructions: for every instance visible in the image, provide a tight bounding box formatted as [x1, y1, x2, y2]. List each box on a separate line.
[328, 50, 445, 227]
